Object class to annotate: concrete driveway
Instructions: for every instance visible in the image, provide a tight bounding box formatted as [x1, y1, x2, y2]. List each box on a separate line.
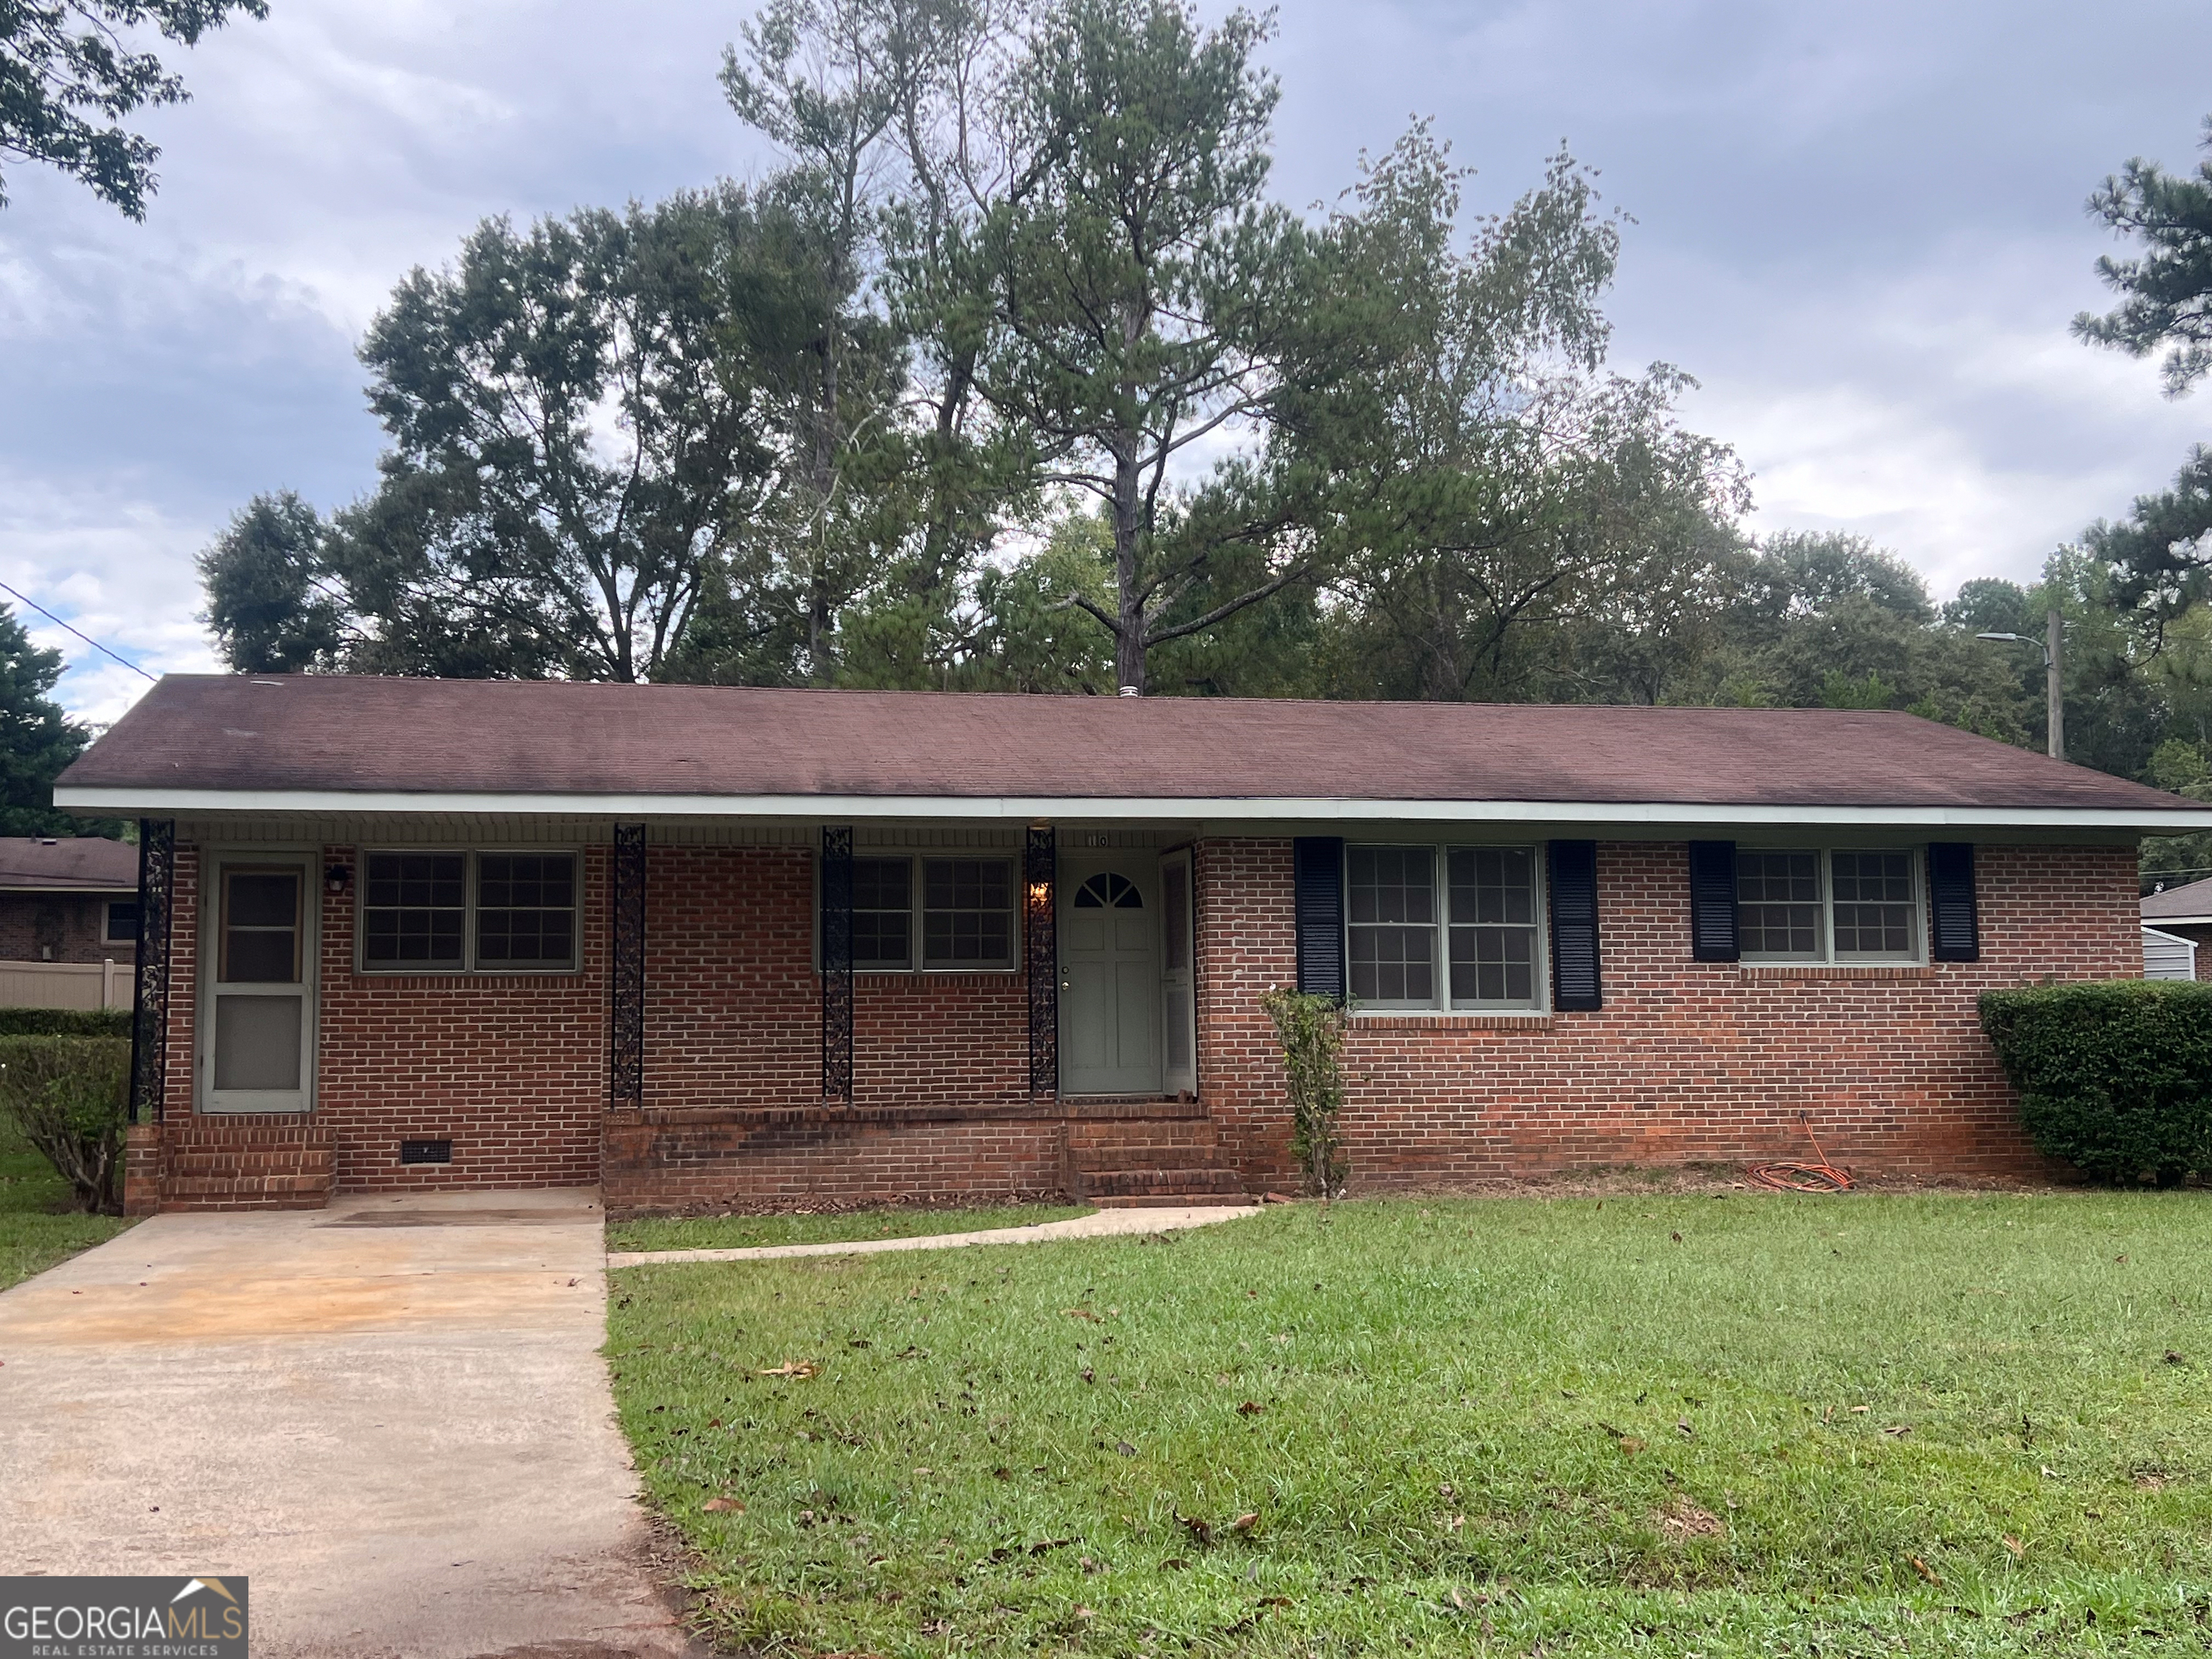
[0, 1187, 698, 1659]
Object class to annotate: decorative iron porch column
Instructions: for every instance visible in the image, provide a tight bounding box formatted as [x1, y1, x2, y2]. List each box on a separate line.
[127, 818, 176, 1125]
[610, 824, 647, 1109]
[821, 824, 854, 1100]
[1025, 824, 1057, 1096]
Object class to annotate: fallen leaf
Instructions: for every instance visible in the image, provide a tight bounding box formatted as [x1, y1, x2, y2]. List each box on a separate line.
[1619, 1437, 1646, 1455]
[1062, 1308, 1100, 1321]
[1179, 1514, 1214, 1546]
[2041, 1465, 2061, 1480]
[914, 1466, 932, 1476]
[2002, 1534, 2025, 1559]
[1654, 1495, 1722, 1540]
[1912, 1555, 1942, 1586]
[848, 1337, 871, 1349]
[1883, 1424, 1912, 1437]
[702, 1496, 743, 1513]
[1850, 1405, 1870, 1414]
[2116, 1254, 2128, 1264]
[1074, 1604, 1096, 1618]
[1231, 1511, 1260, 1532]
[1676, 1418, 1694, 1437]
[1259, 1595, 1292, 1607]
[2165, 1349, 2188, 1366]
[992, 1466, 1012, 1481]
[1236, 1401, 1264, 1416]
[1671, 1231, 1683, 1243]
[758, 1360, 818, 1379]
[1116, 1439, 1137, 1457]
[1159, 1557, 1190, 1571]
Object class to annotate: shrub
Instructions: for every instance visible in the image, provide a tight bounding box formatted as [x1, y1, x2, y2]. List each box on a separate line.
[0, 1007, 132, 1038]
[1980, 981, 2212, 1184]
[0, 1035, 132, 1213]
[1260, 989, 1349, 1200]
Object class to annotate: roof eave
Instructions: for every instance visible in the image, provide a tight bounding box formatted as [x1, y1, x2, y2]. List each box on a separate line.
[50, 783, 2212, 833]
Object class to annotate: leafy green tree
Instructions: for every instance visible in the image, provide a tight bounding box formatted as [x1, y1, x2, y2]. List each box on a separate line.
[196, 490, 346, 672]
[974, 0, 1313, 693]
[1, 0, 266, 218]
[206, 189, 810, 683]
[0, 604, 94, 837]
[1280, 128, 1747, 705]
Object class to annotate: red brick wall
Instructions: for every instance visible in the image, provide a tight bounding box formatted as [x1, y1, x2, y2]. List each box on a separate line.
[0, 890, 130, 964]
[312, 843, 608, 1192]
[641, 845, 1029, 1112]
[1195, 837, 2141, 1189]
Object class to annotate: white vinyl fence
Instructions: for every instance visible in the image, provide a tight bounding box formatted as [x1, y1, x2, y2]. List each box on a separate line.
[0, 958, 129, 1011]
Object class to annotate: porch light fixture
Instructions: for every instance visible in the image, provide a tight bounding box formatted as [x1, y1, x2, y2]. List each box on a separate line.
[325, 862, 353, 896]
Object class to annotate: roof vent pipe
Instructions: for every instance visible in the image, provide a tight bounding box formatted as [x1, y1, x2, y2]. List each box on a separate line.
[1118, 685, 1141, 696]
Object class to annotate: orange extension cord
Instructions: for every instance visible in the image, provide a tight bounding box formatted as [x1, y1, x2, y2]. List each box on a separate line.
[1747, 1114, 1856, 1193]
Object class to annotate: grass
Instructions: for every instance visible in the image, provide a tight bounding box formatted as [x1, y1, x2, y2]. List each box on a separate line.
[609, 1192, 2212, 1657]
[0, 1111, 129, 1291]
[609, 1202, 1095, 1255]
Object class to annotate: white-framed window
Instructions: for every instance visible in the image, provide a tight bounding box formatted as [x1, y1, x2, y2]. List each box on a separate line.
[357, 849, 579, 973]
[827, 853, 1017, 973]
[1346, 843, 1545, 1010]
[1738, 848, 1921, 965]
[102, 899, 141, 944]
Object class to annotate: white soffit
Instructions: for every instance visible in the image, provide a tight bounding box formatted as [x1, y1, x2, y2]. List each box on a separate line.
[49, 785, 2212, 832]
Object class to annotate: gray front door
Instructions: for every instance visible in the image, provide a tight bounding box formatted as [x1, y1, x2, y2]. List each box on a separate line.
[1060, 854, 1161, 1095]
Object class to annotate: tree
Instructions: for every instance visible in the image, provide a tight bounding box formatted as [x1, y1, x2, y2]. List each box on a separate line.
[204, 189, 809, 683]
[1275, 127, 1747, 705]
[1, 0, 266, 219]
[2075, 116, 2212, 396]
[197, 490, 346, 672]
[0, 604, 94, 836]
[975, 0, 1313, 693]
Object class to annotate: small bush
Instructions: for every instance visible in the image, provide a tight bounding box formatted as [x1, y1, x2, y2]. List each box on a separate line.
[0, 1035, 132, 1213]
[0, 1007, 132, 1038]
[1980, 981, 2212, 1184]
[1260, 988, 1349, 1200]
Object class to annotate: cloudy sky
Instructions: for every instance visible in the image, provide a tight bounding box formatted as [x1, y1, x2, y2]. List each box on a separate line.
[4, 0, 2208, 724]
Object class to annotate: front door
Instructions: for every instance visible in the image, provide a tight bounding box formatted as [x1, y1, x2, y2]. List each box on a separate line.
[202, 857, 316, 1114]
[1060, 853, 1161, 1095]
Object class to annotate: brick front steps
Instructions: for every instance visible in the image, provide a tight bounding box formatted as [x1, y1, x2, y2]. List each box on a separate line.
[125, 1120, 336, 1214]
[1064, 1098, 1247, 1208]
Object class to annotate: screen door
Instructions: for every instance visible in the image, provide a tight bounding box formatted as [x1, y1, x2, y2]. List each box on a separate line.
[202, 860, 315, 1113]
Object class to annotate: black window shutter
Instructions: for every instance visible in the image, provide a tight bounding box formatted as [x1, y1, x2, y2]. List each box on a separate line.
[1928, 842, 1979, 962]
[1292, 837, 1345, 999]
[1547, 840, 1603, 1012]
[1688, 840, 1740, 963]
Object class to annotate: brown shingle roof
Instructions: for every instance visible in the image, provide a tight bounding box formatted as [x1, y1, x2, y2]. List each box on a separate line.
[2142, 876, 2212, 920]
[53, 675, 2204, 819]
[0, 835, 139, 890]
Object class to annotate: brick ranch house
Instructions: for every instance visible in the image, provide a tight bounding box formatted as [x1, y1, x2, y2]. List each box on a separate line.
[53, 675, 2212, 1215]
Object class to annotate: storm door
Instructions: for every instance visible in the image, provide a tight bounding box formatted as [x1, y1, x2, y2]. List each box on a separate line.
[1059, 854, 1161, 1095]
[202, 857, 316, 1114]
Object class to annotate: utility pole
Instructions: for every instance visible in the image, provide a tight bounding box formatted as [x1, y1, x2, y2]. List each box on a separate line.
[2045, 608, 2064, 763]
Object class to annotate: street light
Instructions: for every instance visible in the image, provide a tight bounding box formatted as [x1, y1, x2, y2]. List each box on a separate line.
[1974, 609, 2064, 761]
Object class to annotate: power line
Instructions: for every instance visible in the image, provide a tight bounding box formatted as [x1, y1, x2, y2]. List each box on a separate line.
[0, 580, 157, 682]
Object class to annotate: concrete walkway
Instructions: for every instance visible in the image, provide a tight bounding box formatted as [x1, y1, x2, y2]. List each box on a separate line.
[608, 1202, 1262, 1267]
[0, 1187, 697, 1659]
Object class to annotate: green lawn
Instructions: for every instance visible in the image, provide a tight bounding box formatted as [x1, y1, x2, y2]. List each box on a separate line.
[0, 1114, 129, 1291]
[610, 1192, 2212, 1657]
[609, 1202, 1094, 1255]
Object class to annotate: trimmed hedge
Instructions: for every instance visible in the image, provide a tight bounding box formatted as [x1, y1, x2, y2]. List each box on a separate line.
[1980, 980, 2212, 1184]
[0, 1008, 131, 1038]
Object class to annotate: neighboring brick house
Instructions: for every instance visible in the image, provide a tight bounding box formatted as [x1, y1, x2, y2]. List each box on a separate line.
[54, 675, 2212, 1215]
[2141, 876, 2212, 978]
[0, 836, 140, 1009]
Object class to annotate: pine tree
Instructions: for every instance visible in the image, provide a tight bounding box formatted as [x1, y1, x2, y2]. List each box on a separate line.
[0, 603, 96, 837]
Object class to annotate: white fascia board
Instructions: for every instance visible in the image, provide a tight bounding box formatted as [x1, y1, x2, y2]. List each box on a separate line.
[2141, 913, 2212, 927]
[50, 783, 2212, 832]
